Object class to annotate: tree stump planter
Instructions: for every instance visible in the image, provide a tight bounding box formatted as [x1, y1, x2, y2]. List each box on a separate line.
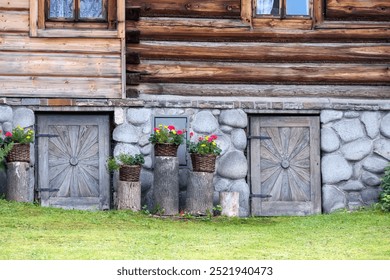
[6, 162, 33, 202]
[117, 181, 141, 211]
[153, 156, 179, 215]
[220, 191, 239, 217]
[185, 171, 214, 215]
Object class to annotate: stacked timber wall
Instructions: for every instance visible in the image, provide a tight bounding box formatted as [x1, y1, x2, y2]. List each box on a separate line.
[0, 0, 123, 98]
[125, 0, 389, 99]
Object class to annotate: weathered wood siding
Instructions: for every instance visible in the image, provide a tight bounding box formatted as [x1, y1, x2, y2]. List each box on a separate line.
[326, 0, 390, 21]
[126, 1, 390, 99]
[0, 0, 122, 98]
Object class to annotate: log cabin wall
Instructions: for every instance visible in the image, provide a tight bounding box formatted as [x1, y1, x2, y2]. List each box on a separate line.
[126, 0, 389, 99]
[0, 0, 124, 99]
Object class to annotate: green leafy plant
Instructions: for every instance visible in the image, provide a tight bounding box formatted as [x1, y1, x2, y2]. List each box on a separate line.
[9, 126, 34, 144]
[106, 153, 145, 172]
[378, 163, 390, 212]
[187, 132, 222, 155]
[149, 124, 185, 145]
[0, 131, 14, 170]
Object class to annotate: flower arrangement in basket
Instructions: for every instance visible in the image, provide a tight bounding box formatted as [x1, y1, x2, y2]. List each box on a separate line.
[149, 124, 185, 156]
[107, 153, 145, 182]
[187, 132, 222, 173]
[3, 126, 34, 164]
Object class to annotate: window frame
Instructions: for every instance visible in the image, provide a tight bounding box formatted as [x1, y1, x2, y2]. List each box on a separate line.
[247, 0, 314, 30]
[242, 0, 389, 30]
[46, 0, 108, 22]
[30, 0, 124, 38]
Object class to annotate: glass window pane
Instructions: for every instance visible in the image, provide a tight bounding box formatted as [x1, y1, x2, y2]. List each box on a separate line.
[79, 0, 104, 19]
[256, 0, 280, 16]
[49, 0, 74, 18]
[286, 0, 309, 16]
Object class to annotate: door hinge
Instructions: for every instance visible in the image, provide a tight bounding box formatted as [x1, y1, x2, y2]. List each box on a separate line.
[250, 194, 272, 198]
[39, 188, 60, 192]
[247, 135, 271, 140]
[35, 134, 59, 138]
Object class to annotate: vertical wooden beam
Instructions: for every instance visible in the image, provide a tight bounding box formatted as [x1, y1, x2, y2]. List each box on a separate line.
[241, 0, 253, 26]
[313, 0, 324, 27]
[29, 0, 38, 36]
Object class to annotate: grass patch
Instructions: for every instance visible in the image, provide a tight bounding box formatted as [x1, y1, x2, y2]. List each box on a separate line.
[0, 199, 389, 260]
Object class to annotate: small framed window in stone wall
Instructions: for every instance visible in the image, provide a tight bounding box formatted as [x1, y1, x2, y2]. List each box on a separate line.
[154, 117, 188, 166]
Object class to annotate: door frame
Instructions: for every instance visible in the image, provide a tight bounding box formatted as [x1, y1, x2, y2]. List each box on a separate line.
[36, 113, 111, 210]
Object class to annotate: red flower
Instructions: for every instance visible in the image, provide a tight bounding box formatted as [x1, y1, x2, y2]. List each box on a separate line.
[177, 130, 183, 135]
[5, 132, 12, 137]
[190, 132, 194, 138]
[154, 128, 160, 132]
[210, 134, 217, 140]
[168, 125, 175, 130]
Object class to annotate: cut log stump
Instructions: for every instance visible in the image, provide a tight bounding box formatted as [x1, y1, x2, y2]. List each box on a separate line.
[185, 171, 214, 215]
[6, 162, 33, 202]
[117, 181, 141, 211]
[220, 191, 239, 217]
[153, 156, 179, 215]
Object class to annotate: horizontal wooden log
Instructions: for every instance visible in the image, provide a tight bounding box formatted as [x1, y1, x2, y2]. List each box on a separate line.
[0, 0, 29, 10]
[0, 35, 121, 54]
[326, 0, 390, 21]
[0, 52, 121, 77]
[132, 83, 390, 99]
[130, 18, 390, 42]
[127, 42, 390, 63]
[0, 11, 29, 32]
[125, 0, 240, 18]
[127, 61, 390, 85]
[0, 76, 121, 98]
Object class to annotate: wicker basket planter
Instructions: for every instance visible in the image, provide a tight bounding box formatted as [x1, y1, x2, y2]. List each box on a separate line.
[154, 143, 179, 157]
[191, 154, 217, 173]
[119, 165, 141, 182]
[6, 143, 30, 163]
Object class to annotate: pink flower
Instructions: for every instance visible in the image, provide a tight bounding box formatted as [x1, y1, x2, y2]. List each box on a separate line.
[168, 125, 175, 130]
[190, 132, 194, 138]
[5, 132, 12, 137]
[210, 134, 217, 140]
[198, 137, 203, 141]
[177, 130, 183, 135]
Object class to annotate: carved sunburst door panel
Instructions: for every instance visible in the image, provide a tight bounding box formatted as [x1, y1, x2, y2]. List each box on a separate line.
[48, 125, 100, 198]
[250, 116, 321, 216]
[38, 114, 110, 210]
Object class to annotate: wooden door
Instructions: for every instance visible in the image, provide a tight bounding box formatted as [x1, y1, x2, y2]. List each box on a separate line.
[37, 114, 110, 210]
[249, 116, 321, 216]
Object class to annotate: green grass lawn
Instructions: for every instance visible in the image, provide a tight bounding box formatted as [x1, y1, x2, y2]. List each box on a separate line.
[0, 199, 389, 260]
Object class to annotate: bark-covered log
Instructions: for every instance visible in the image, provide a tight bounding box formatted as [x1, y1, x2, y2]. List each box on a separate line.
[185, 171, 214, 215]
[220, 192, 239, 217]
[117, 181, 141, 211]
[153, 156, 179, 215]
[6, 162, 33, 203]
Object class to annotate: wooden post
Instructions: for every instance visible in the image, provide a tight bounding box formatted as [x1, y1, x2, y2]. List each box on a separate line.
[153, 156, 179, 215]
[6, 162, 33, 202]
[220, 192, 239, 217]
[185, 171, 214, 215]
[117, 181, 141, 211]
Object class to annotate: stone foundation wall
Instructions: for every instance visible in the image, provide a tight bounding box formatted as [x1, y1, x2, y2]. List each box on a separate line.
[320, 110, 390, 213]
[1, 102, 389, 215]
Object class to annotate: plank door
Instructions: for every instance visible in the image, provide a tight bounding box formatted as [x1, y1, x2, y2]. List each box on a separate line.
[37, 114, 110, 210]
[249, 116, 321, 216]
